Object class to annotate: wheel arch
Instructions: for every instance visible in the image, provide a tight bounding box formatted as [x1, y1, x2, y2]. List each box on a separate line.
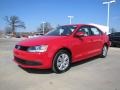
[51, 47, 72, 73]
[52, 47, 72, 64]
[104, 43, 109, 48]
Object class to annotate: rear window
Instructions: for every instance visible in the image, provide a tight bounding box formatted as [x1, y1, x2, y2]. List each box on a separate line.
[90, 26, 102, 35]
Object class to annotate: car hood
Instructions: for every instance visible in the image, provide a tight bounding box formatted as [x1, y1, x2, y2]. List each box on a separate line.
[17, 36, 68, 46]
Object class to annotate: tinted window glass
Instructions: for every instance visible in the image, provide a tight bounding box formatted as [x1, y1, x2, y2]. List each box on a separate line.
[112, 32, 120, 36]
[45, 25, 77, 36]
[91, 27, 101, 35]
[78, 26, 91, 36]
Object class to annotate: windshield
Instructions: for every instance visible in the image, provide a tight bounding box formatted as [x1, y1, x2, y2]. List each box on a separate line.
[45, 25, 77, 36]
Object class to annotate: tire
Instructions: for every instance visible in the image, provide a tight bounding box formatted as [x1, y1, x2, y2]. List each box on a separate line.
[52, 50, 71, 73]
[101, 45, 108, 58]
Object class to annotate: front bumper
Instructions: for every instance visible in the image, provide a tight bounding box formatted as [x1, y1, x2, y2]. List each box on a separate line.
[13, 48, 52, 69]
[14, 56, 42, 66]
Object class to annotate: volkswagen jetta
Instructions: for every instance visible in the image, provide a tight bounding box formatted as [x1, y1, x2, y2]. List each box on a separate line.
[14, 24, 110, 73]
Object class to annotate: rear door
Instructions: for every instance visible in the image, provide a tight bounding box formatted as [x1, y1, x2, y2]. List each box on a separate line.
[89, 26, 103, 55]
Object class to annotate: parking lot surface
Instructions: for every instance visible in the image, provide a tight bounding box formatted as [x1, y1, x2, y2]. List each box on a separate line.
[0, 38, 120, 90]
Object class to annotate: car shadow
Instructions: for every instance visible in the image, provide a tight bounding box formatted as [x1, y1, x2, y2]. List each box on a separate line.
[18, 55, 100, 74]
[71, 55, 100, 67]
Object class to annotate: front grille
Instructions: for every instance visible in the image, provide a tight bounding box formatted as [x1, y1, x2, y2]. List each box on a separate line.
[14, 56, 41, 66]
[15, 45, 29, 51]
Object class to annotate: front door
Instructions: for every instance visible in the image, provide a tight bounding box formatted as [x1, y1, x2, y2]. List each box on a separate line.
[72, 25, 94, 62]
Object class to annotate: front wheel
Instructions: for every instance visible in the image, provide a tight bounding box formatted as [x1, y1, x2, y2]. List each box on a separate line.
[52, 50, 71, 73]
[101, 45, 108, 58]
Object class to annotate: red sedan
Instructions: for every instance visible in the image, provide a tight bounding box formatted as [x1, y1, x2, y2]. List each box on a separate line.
[13, 24, 110, 73]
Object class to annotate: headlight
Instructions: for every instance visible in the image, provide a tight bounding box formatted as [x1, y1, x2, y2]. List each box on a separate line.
[27, 45, 48, 52]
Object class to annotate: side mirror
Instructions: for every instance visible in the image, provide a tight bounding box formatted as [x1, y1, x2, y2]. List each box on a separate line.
[75, 32, 85, 37]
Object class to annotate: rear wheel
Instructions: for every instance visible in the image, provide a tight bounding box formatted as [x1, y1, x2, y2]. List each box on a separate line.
[52, 50, 71, 73]
[101, 45, 108, 58]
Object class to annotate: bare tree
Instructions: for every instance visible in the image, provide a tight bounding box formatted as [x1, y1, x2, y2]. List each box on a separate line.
[4, 16, 26, 36]
[37, 22, 53, 34]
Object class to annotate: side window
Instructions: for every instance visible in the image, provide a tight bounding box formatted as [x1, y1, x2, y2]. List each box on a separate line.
[78, 26, 91, 36]
[90, 27, 101, 35]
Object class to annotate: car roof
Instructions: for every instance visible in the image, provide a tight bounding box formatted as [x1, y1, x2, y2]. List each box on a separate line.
[62, 24, 94, 27]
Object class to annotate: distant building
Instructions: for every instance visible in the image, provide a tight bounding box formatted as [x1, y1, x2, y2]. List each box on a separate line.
[89, 23, 109, 35]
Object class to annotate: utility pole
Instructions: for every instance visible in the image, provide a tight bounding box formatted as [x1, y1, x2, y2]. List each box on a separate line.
[103, 0, 116, 31]
[42, 22, 45, 35]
